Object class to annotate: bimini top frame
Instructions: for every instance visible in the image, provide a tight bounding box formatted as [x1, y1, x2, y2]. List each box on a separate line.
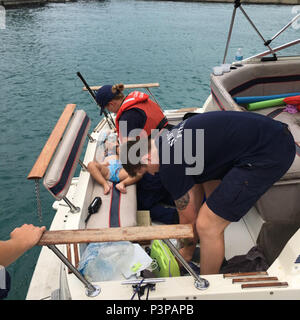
[223, 0, 300, 64]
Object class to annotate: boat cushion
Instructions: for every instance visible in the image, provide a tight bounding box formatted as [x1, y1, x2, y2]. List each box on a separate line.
[254, 107, 300, 181]
[43, 110, 91, 200]
[86, 182, 137, 228]
[210, 59, 300, 181]
[86, 129, 137, 228]
[210, 59, 300, 112]
[209, 59, 300, 244]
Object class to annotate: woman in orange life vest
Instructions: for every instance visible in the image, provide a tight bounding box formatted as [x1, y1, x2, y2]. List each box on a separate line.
[95, 84, 170, 141]
[89, 83, 179, 225]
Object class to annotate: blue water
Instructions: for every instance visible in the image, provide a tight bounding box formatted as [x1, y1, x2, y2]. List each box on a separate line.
[0, 0, 298, 299]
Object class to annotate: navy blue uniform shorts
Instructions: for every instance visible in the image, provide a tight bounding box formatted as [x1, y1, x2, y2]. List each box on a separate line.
[206, 125, 296, 222]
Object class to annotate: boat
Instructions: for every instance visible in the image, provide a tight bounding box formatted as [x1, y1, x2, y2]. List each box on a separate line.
[26, 2, 300, 300]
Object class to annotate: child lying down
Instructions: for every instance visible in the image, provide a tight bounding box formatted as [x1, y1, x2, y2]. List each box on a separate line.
[87, 131, 142, 194]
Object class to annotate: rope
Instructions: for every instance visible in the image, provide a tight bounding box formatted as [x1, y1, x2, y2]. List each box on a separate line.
[130, 278, 145, 300]
[145, 87, 164, 111]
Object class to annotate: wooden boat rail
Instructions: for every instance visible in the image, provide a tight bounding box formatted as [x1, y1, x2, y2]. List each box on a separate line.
[27, 104, 76, 180]
[83, 82, 160, 92]
[38, 224, 199, 296]
[38, 224, 194, 246]
[241, 282, 288, 289]
[223, 271, 288, 290]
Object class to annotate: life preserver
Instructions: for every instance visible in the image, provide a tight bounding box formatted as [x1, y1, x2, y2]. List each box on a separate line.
[115, 91, 168, 141]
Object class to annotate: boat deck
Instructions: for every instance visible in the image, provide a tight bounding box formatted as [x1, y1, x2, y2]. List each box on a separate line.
[26, 173, 263, 300]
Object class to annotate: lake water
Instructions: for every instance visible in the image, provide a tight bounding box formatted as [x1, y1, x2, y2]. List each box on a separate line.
[0, 0, 298, 299]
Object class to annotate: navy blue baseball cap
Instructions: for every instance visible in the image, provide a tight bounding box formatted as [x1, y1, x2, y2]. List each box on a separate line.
[95, 85, 117, 115]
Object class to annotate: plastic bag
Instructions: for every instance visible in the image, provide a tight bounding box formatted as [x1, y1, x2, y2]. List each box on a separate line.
[78, 241, 134, 282]
[95, 130, 118, 162]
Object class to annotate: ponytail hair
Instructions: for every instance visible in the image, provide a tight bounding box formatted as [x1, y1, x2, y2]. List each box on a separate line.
[112, 83, 125, 100]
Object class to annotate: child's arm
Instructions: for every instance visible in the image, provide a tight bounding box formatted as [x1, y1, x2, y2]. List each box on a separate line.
[116, 171, 143, 193]
[122, 173, 143, 187]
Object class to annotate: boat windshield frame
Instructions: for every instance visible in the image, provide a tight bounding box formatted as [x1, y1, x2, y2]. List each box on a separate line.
[222, 0, 300, 63]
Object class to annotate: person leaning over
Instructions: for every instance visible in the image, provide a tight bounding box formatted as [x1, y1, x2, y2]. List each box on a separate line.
[90, 83, 179, 225]
[120, 111, 296, 275]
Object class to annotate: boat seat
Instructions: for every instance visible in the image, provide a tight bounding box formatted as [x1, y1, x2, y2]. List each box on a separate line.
[43, 110, 91, 200]
[85, 129, 137, 229]
[209, 59, 300, 264]
[210, 59, 300, 182]
[210, 59, 300, 112]
[254, 106, 300, 181]
[254, 107, 300, 224]
[86, 182, 137, 229]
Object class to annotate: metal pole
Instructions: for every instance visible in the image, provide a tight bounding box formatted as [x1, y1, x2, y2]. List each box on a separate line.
[270, 13, 300, 42]
[87, 133, 96, 143]
[63, 196, 80, 213]
[76, 72, 115, 129]
[239, 6, 276, 57]
[162, 239, 209, 290]
[145, 87, 164, 111]
[47, 244, 101, 297]
[78, 159, 88, 171]
[104, 109, 116, 129]
[223, 6, 238, 64]
[244, 39, 300, 61]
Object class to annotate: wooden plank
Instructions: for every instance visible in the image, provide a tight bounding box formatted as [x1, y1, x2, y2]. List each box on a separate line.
[232, 277, 278, 283]
[83, 83, 160, 91]
[174, 107, 197, 113]
[241, 282, 288, 289]
[38, 224, 194, 246]
[223, 271, 268, 278]
[73, 243, 79, 268]
[27, 104, 76, 180]
[66, 244, 72, 274]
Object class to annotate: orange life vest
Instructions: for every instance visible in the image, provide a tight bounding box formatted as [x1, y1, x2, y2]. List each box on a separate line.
[115, 91, 168, 141]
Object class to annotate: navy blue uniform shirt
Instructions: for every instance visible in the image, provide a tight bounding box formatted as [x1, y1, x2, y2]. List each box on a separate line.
[118, 108, 146, 137]
[157, 111, 289, 201]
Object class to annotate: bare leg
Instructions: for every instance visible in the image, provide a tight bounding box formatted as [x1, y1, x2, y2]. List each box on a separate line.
[115, 169, 142, 193]
[203, 180, 221, 198]
[87, 161, 111, 195]
[196, 202, 230, 275]
[177, 181, 221, 263]
[177, 184, 204, 262]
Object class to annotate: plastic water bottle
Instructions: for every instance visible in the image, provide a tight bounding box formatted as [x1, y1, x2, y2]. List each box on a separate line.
[235, 48, 243, 66]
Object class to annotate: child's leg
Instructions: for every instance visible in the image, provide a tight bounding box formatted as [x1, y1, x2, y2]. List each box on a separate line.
[115, 169, 142, 193]
[87, 161, 111, 194]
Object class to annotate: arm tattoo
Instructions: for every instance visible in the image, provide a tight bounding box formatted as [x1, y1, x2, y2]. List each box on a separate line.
[174, 192, 190, 211]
